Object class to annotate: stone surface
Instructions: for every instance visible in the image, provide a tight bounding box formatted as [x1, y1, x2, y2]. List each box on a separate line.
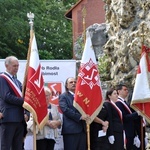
[74, 23, 108, 60]
[101, 0, 150, 88]
[74, 0, 150, 89]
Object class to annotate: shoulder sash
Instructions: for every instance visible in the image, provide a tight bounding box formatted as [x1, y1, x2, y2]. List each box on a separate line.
[105, 100, 123, 122]
[117, 98, 132, 114]
[0, 73, 22, 97]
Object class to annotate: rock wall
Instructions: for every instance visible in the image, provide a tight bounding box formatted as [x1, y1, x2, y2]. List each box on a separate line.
[103, 0, 150, 87]
[74, 23, 108, 60]
[74, 0, 150, 90]
[102, 0, 150, 89]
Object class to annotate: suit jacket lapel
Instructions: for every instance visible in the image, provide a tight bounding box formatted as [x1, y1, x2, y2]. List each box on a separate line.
[0, 73, 22, 97]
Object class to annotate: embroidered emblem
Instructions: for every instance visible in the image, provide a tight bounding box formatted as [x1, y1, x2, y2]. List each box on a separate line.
[79, 59, 100, 89]
[29, 65, 43, 94]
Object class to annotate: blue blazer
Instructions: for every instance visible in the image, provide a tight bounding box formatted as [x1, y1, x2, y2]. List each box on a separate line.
[0, 73, 24, 123]
[59, 91, 85, 134]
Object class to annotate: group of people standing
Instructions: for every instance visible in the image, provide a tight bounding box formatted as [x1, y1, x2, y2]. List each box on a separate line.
[0, 55, 147, 150]
[90, 84, 144, 150]
[59, 77, 147, 150]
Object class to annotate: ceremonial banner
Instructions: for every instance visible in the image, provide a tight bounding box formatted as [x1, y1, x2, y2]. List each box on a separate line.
[23, 33, 48, 129]
[74, 30, 103, 124]
[131, 45, 150, 123]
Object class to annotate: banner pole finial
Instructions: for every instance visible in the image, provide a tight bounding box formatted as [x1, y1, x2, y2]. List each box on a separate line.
[27, 12, 34, 30]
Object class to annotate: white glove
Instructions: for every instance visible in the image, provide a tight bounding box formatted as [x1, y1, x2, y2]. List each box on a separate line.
[133, 136, 141, 148]
[108, 135, 115, 144]
[145, 136, 148, 147]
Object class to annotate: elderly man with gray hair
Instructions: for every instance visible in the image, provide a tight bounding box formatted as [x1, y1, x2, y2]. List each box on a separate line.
[0, 56, 27, 150]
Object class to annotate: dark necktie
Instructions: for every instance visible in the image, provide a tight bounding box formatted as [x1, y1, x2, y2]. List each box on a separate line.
[12, 76, 19, 88]
[48, 105, 53, 120]
[49, 111, 53, 120]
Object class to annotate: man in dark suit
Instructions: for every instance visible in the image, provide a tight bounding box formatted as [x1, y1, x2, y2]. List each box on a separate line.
[59, 77, 89, 150]
[128, 90, 146, 150]
[0, 56, 28, 150]
[116, 84, 139, 150]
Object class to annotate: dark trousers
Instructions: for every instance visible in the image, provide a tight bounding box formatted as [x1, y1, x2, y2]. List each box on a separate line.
[113, 132, 124, 150]
[36, 139, 55, 150]
[91, 136, 110, 150]
[63, 132, 87, 150]
[126, 136, 134, 150]
[0, 122, 24, 150]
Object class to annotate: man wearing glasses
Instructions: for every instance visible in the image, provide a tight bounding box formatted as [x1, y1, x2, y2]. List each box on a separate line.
[59, 77, 89, 150]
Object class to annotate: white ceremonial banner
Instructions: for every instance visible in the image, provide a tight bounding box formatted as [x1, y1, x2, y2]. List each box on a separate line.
[0, 59, 76, 150]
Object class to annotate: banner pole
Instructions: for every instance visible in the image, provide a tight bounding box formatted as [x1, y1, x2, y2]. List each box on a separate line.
[33, 119, 37, 150]
[25, 12, 35, 150]
[82, 6, 91, 150]
[86, 124, 90, 150]
[22, 12, 34, 96]
[140, 117, 144, 150]
[82, 7, 86, 44]
[140, 23, 145, 150]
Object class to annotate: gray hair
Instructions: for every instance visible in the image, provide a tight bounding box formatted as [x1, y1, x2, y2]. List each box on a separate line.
[5, 56, 18, 65]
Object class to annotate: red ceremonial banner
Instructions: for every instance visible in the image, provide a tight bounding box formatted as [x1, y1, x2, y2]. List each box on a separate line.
[74, 31, 103, 124]
[23, 33, 48, 129]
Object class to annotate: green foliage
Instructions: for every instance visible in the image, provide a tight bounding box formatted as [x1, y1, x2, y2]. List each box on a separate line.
[63, 0, 78, 9]
[0, 0, 74, 60]
[39, 50, 54, 59]
[0, 0, 29, 59]
[98, 54, 111, 81]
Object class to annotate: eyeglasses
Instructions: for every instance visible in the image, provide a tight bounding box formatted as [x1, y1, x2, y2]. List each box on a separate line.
[69, 81, 76, 84]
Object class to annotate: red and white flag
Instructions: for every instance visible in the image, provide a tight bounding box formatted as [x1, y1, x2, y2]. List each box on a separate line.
[131, 45, 150, 123]
[74, 31, 103, 124]
[23, 33, 48, 129]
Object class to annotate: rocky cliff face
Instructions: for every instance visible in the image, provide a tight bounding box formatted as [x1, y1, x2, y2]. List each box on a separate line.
[74, 1, 150, 145]
[102, 0, 150, 88]
[75, 0, 150, 89]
